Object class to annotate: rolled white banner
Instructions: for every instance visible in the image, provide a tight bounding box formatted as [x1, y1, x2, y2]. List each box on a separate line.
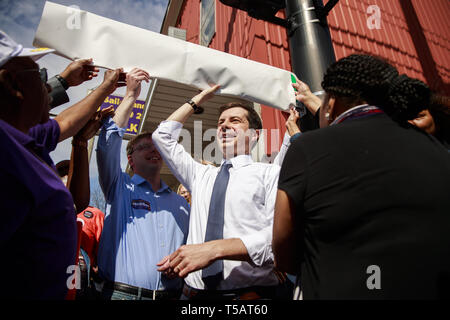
[33, 1, 296, 111]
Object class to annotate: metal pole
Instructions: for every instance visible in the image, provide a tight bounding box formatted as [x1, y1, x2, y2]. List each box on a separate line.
[285, 0, 336, 131]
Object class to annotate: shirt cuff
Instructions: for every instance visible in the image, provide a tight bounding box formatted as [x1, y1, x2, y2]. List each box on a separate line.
[47, 76, 69, 108]
[157, 120, 184, 140]
[99, 117, 126, 144]
[282, 132, 291, 146]
[240, 231, 273, 267]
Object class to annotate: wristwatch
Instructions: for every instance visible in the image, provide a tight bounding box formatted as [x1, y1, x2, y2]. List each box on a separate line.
[55, 74, 69, 90]
[186, 99, 204, 114]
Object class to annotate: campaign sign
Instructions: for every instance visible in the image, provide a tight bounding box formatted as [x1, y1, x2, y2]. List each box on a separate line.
[100, 95, 145, 135]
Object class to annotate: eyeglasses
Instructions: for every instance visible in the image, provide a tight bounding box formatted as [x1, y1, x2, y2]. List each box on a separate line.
[16, 67, 48, 83]
[129, 143, 155, 155]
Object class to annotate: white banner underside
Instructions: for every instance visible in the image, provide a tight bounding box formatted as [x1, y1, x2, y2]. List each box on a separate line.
[33, 1, 296, 111]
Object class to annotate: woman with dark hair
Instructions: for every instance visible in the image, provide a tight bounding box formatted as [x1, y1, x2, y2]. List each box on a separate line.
[273, 54, 450, 299]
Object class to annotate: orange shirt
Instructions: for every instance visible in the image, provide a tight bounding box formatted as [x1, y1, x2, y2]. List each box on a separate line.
[76, 206, 105, 266]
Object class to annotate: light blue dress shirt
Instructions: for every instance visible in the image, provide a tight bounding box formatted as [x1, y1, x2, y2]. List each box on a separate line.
[96, 118, 189, 290]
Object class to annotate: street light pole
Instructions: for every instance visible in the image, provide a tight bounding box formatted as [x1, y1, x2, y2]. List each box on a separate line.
[219, 0, 338, 131]
[285, 0, 336, 131]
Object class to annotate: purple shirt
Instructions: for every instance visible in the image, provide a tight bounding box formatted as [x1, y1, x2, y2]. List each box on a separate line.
[0, 119, 77, 299]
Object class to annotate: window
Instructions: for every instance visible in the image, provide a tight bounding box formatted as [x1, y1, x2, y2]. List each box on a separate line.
[200, 0, 215, 46]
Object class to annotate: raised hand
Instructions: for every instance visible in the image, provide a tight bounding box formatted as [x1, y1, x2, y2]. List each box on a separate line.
[292, 75, 322, 115]
[285, 107, 301, 136]
[74, 106, 115, 142]
[59, 58, 99, 87]
[125, 68, 151, 99]
[100, 68, 124, 95]
[192, 84, 221, 106]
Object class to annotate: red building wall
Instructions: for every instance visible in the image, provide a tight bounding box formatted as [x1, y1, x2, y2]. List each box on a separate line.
[328, 0, 449, 94]
[175, 0, 450, 154]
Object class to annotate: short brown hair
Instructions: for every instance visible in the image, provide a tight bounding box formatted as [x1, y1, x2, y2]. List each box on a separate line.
[218, 102, 262, 130]
[126, 131, 153, 155]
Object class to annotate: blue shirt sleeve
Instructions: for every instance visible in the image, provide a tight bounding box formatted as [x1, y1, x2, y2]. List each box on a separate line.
[96, 117, 126, 202]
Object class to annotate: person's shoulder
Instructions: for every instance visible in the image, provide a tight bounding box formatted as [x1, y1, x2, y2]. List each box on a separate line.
[250, 161, 281, 177]
[170, 190, 187, 202]
[28, 119, 59, 137]
[168, 190, 190, 210]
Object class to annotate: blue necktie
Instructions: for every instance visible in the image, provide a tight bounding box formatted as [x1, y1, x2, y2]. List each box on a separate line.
[202, 162, 232, 289]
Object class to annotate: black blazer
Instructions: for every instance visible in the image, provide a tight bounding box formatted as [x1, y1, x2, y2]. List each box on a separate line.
[279, 112, 450, 299]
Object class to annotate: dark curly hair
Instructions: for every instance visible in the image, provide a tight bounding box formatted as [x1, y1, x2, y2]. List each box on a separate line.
[386, 74, 430, 121]
[321, 54, 430, 122]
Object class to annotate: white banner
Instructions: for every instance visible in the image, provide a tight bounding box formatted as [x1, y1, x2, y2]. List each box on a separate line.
[33, 1, 296, 111]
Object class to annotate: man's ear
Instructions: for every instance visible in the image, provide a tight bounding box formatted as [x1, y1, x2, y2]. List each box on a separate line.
[0, 69, 24, 102]
[127, 154, 134, 171]
[254, 128, 260, 142]
[248, 128, 260, 151]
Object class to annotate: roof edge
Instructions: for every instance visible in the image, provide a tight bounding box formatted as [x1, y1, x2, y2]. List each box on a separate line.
[160, 0, 185, 35]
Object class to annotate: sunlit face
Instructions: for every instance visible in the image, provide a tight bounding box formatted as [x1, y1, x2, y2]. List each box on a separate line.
[128, 137, 163, 173]
[408, 109, 436, 135]
[216, 107, 257, 159]
[178, 185, 191, 203]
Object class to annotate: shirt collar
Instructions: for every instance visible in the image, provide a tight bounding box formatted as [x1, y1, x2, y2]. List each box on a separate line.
[131, 173, 171, 193]
[221, 154, 253, 169]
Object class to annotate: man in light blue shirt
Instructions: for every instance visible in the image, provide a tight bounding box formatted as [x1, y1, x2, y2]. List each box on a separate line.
[96, 68, 189, 300]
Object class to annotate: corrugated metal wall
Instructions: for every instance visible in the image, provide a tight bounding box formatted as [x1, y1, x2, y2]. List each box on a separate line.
[175, 0, 450, 154]
[327, 0, 449, 94]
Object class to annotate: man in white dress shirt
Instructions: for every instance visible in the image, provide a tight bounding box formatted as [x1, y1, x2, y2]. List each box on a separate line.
[153, 85, 299, 300]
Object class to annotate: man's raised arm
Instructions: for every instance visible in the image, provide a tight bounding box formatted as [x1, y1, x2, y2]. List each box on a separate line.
[167, 84, 220, 124]
[152, 85, 220, 190]
[95, 68, 149, 201]
[112, 68, 150, 128]
[55, 68, 122, 142]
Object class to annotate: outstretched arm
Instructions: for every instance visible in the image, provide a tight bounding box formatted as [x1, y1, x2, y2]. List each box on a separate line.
[67, 106, 115, 213]
[167, 84, 221, 124]
[273, 108, 301, 166]
[55, 68, 122, 142]
[152, 85, 221, 190]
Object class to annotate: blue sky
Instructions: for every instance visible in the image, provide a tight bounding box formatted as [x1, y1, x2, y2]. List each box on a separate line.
[0, 0, 169, 207]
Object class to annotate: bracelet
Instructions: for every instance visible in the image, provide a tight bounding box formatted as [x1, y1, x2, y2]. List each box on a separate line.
[55, 74, 69, 90]
[186, 99, 204, 114]
[72, 138, 88, 148]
